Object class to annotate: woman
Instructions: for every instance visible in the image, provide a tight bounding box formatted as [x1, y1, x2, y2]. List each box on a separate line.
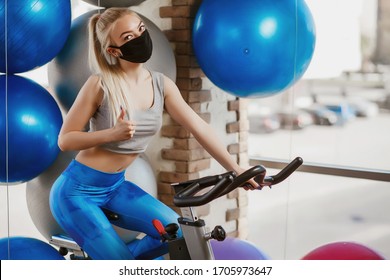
[49, 8, 256, 260]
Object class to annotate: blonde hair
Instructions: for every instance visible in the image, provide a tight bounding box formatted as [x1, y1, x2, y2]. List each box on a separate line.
[88, 8, 141, 121]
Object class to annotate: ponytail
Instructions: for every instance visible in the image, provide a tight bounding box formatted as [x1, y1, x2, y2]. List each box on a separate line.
[87, 9, 136, 122]
[88, 13, 117, 75]
[88, 13, 102, 74]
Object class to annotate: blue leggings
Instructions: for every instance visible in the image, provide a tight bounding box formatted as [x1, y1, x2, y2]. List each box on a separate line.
[49, 159, 180, 260]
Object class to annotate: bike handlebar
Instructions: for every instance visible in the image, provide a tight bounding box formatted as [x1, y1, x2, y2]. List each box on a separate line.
[172, 157, 303, 207]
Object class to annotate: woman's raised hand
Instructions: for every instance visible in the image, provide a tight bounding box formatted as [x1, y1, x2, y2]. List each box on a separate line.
[111, 106, 136, 141]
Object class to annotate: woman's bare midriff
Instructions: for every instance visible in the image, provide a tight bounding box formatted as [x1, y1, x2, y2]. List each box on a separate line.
[75, 147, 139, 173]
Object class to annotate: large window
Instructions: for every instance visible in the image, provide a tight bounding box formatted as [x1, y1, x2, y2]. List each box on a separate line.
[248, 0, 388, 171]
[247, 0, 390, 259]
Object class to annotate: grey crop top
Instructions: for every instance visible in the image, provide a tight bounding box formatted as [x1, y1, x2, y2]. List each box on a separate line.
[89, 71, 164, 154]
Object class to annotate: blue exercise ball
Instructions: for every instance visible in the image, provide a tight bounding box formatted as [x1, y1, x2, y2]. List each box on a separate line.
[193, 0, 316, 98]
[0, 75, 63, 183]
[210, 237, 269, 260]
[0, 237, 65, 260]
[0, 0, 71, 73]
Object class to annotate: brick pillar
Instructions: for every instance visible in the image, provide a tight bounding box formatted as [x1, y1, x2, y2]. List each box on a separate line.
[226, 98, 250, 238]
[159, 0, 250, 239]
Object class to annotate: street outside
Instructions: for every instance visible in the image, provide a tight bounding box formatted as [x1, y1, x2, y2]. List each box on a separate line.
[246, 86, 390, 260]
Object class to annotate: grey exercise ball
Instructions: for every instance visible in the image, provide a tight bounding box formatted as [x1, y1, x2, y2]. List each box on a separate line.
[26, 151, 77, 241]
[48, 9, 176, 111]
[26, 152, 158, 244]
[124, 153, 157, 198]
[81, 0, 146, 7]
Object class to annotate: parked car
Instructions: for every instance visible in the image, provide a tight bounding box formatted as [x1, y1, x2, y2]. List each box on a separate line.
[346, 97, 379, 117]
[276, 108, 313, 130]
[248, 104, 280, 134]
[324, 102, 356, 125]
[301, 104, 338, 126]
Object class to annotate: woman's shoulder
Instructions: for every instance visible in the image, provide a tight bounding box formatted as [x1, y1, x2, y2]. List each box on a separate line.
[78, 75, 104, 104]
[86, 74, 102, 85]
[83, 74, 104, 93]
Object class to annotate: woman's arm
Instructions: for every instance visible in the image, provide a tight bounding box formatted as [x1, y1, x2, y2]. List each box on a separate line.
[58, 75, 134, 151]
[163, 76, 243, 174]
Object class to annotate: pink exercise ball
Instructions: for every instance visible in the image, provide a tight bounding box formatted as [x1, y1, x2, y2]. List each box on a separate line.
[302, 242, 385, 260]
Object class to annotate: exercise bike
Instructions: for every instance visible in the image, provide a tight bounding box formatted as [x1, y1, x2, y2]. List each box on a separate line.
[49, 157, 303, 260]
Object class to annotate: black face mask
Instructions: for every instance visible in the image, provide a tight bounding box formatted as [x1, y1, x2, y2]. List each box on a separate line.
[110, 30, 153, 63]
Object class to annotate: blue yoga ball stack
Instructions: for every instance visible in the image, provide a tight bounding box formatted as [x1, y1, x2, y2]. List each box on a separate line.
[0, 0, 69, 184]
[0, 0, 71, 260]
